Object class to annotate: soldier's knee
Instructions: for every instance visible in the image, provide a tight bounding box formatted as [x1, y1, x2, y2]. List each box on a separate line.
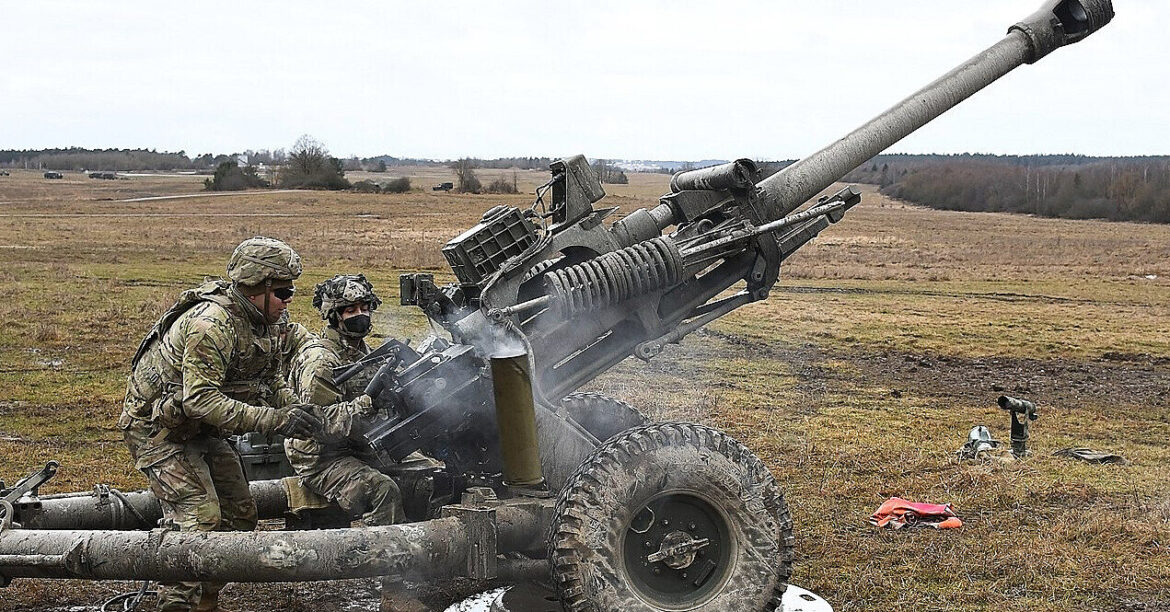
[360, 474, 403, 525]
[338, 471, 400, 517]
[367, 474, 401, 506]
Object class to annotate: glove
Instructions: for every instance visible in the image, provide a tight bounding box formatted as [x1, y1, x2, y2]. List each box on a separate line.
[276, 405, 324, 440]
[352, 394, 375, 417]
[312, 395, 375, 443]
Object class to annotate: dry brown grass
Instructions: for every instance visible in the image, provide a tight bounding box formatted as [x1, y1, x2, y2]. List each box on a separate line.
[1, 168, 1168, 611]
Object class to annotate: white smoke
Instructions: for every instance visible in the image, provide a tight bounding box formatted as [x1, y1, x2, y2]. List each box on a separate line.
[477, 317, 530, 359]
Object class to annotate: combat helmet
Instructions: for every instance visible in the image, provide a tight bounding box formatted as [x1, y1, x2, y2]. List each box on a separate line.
[227, 236, 302, 293]
[313, 274, 381, 324]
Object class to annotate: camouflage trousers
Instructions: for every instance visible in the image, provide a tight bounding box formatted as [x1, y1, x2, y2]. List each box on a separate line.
[298, 455, 403, 526]
[124, 430, 257, 612]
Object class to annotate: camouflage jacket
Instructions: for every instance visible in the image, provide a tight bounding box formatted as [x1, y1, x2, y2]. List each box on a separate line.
[284, 326, 377, 470]
[279, 321, 312, 379]
[120, 280, 296, 468]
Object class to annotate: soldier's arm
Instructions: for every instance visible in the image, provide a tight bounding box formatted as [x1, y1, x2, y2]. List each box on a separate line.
[297, 356, 344, 406]
[180, 316, 285, 435]
[270, 374, 298, 409]
[296, 353, 371, 439]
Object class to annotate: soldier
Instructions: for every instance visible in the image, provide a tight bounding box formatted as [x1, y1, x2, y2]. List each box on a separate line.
[284, 274, 405, 526]
[118, 236, 325, 612]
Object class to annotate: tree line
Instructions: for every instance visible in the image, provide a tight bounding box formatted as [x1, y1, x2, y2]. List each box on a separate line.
[0, 148, 291, 172]
[14, 145, 1167, 222]
[0, 147, 194, 171]
[843, 154, 1170, 224]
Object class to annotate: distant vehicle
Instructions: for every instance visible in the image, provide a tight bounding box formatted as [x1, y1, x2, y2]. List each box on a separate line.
[43, 171, 63, 179]
[432, 182, 454, 191]
[0, 170, 9, 176]
[88, 172, 118, 180]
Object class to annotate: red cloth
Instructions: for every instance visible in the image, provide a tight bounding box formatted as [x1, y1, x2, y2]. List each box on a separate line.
[869, 496, 962, 529]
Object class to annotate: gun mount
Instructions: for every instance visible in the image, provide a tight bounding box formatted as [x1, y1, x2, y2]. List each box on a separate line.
[0, 2, 1114, 610]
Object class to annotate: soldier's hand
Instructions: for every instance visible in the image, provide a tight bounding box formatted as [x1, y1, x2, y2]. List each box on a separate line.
[277, 406, 324, 439]
[353, 394, 375, 416]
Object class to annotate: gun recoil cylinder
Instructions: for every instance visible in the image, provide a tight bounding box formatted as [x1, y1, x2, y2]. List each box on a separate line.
[541, 237, 684, 319]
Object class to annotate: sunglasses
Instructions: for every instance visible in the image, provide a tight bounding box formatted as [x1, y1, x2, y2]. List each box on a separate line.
[272, 286, 296, 300]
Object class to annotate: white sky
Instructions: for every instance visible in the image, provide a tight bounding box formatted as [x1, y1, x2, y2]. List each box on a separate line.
[1, 1, 1165, 161]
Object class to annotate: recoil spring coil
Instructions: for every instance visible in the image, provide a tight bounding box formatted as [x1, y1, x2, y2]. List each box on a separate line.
[542, 237, 683, 317]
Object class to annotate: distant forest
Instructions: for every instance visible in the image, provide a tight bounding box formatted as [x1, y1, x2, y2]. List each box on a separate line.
[0, 148, 551, 173]
[0, 148, 288, 172]
[842, 154, 1170, 224]
[358, 155, 552, 170]
[6, 147, 1169, 224]
[0, 148, 197, 171]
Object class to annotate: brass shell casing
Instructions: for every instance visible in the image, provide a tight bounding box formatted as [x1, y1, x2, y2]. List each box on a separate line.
[490, 353, 546, 487]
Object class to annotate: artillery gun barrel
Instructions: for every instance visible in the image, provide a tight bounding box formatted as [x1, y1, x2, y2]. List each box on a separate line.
[752, 0, 1113, 218]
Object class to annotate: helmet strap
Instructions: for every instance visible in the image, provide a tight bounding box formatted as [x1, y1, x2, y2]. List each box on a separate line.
[262, 279, 272, 325]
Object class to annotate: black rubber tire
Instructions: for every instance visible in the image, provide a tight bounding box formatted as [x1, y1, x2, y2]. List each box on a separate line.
[558, 391, 649, 443]
[550, 422, 793, 612]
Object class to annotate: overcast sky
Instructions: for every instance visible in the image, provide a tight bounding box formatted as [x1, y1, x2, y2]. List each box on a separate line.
[2, 1, 1165, 161]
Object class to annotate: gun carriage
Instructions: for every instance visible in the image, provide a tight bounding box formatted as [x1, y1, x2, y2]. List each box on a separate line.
[0, 2, 1114, 610]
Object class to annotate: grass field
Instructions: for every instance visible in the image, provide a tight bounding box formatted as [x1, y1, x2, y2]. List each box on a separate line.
[0, 168, 1167, 611]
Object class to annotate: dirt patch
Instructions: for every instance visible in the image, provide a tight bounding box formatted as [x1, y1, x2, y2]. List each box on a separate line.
[691, 327, 1170, 410]
[858, 347, 1170, 408]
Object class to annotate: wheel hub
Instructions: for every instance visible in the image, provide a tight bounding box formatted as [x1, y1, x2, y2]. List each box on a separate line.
[647, 530, 710, 569]
[622, 492, 732, 607]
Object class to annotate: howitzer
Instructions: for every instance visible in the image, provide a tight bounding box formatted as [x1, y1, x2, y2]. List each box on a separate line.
[0, 2, 1114, 610]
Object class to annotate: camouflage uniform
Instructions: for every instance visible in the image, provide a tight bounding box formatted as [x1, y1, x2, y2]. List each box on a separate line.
[277, 313, 312, 377]
[284, 275, 405, 526]
[119, 237, 319, 612]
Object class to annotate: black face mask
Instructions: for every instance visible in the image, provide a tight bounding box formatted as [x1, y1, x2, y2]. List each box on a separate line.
[341, 314, 371, 336]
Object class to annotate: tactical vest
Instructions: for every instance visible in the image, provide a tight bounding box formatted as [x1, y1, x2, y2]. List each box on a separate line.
[334, 345, 375, 403]
[292, 328, 373, 403]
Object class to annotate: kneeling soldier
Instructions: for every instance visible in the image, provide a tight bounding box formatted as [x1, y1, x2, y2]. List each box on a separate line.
[284, 274, 405, 525]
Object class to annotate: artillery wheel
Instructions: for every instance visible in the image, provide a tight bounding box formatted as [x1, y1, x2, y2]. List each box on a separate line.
[550, 422, 793, 611]
[558, 392, 649, 443]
